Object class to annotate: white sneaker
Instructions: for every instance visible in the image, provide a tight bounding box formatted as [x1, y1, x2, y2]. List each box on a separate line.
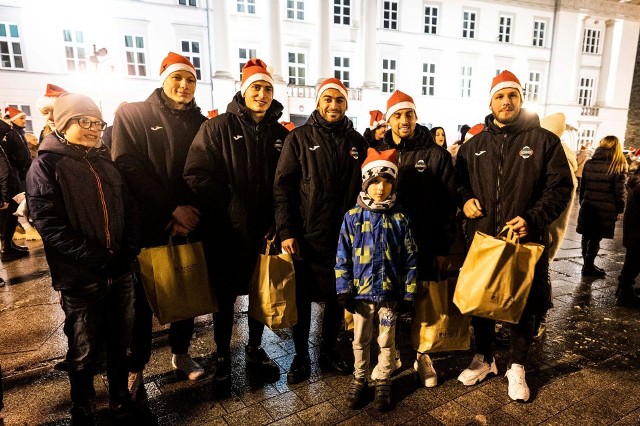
[127, 371, 144, 401]
[457, 354, 498, 386]
[414, 353, 437, 388]
[172, 353, 204, 380]
[505, 363, 530, 402]
[370, 348, 402, 381]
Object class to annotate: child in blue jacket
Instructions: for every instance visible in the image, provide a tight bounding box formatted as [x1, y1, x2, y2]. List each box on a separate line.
[336, 148, 417, 412]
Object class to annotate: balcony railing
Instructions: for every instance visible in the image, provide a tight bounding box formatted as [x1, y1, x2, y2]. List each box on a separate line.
[581, 107, 599, 116]
[287, 84, 361, 101]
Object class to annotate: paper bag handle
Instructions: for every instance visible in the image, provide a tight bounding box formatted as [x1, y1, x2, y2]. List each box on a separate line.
[497, 225, 518, 244]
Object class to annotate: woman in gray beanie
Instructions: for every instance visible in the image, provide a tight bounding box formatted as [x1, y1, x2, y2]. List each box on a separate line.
[26, 93, 140, 424]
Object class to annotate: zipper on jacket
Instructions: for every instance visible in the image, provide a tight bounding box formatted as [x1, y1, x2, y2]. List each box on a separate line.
[86, 158, 112, 286]
[495, 134, 507, 234]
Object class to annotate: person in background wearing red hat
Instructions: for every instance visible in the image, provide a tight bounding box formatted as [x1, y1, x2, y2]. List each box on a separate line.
[274, 77, 367, 384]
[184, 58, 289, 398]
[336, 148, 417, 412]
[362, 110, 387, 149]
[0, 107, 30, 261]
[376, 90, 457, 389]
[35, 83, 68, 144]
[455, 70, 572, 403]
[112, 52, 206, 411]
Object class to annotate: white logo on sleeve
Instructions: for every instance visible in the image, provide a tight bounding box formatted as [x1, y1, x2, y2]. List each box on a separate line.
[150, 126, 163, 131]
[474, 151, 486, 156]
[233, 135, 243, 140]
[309, 145, 320, 151]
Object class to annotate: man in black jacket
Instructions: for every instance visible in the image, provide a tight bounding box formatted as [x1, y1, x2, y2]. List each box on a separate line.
[112, 52, 207, 405]
[274, 77, 367, 384]
[184, 58, 288, 398]
[455, 70, 572, 403]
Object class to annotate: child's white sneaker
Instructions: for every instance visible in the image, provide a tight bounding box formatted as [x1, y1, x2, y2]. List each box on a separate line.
[414, 353, 437, 387]
[457, 353, 498, 386]
[505, 363, 530, 402]
[172, 353, 204, 380]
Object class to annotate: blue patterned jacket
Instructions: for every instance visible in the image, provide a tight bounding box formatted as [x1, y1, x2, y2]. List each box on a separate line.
[335, 205, 417, 302]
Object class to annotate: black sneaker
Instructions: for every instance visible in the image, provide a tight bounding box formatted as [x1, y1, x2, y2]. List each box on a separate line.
[582, 265, 606, 277]
[346, 377, 367, 409]
[245, 345, 279, 382]
[287, 354, 311, 384]
[373, 379, 392, 412]
[213, 356, 231, 399]
[70, 403, 96, 426]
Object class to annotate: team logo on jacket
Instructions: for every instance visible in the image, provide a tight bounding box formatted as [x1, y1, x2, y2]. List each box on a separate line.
[350, 147, 359, 160]
[274, 139, 283, 151]
[415, 159, 427, 172]
[519, 146, 534, 159]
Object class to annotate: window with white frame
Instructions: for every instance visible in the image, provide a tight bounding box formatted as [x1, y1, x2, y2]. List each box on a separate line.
[460, 66, 472, 98]
[525, 72, 541, 103]
[383, 1, 398, 30]
[532, 19, 546, 47]
[333, 0, 350, 25]
[181, 40, 201, 80]
[462, 10, 477, 39]
[422, 63, 436, 96]
[63, 30, 87, 72]
[381, 58, 396, 93]
[178, 0, 197, 6]
[582, 28, 601, 54]
[578, 77, 595, 106]
[124, 35, 146, 76]
[237, 0, 255, 14]
[333, 56, 350, 88]
[0, 23, 24, 69]
[495, 69, 503, 76]
[424, 5, 438, 34]
[498, 15, 512, 43]
[288, 51, 306, 85]
[238, 47, 257, 80]
[578, 128, 596, 147]
[287, 0, 305, 20]
[7, 103, 32, 132]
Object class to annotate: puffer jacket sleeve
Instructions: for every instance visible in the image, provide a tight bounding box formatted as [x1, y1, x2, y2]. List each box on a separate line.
[335, 211, 354, 295]
[26, 156, 110, 275]
[402, 217, 418, 301]
[521, 136, 573, 234]
[274, 132, 303, 241]
[0, 146, 13, 203]
[614, 172, 627, 215]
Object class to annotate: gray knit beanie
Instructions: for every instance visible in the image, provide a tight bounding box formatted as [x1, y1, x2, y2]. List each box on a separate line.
[53, 93, 102, 132]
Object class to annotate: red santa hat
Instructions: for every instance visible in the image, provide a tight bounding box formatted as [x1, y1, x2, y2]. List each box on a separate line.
[315, 78, 348, 107]
[240, 58, 274, 96]
[490, 70, 523, 100]
[385, 90, 416, 121]
[369, 110, 386, 130]
[36, 83, 68, 112]
[464, 123, 484, 142]
[159, 52, 196, 83]
[280, 121, 295, 131]
[207, 109, 219, 119]
[4, 107, 26, 122]
[361, 148, 398, 190]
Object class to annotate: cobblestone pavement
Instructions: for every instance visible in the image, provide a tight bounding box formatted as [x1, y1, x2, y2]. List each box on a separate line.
[2, 200, 640, 425]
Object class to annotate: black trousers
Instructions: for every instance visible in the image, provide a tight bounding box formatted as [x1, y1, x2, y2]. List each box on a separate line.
[581, 235, 602, 265]
[128, 272, 195, 372]
[1, 199, 19, 250]
[213, 289, 265, 357]
[292, 282, 343, 356]
[619, 243, 640, 287]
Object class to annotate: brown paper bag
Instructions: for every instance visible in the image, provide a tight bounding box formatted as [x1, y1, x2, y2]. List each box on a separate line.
[453, 225, 544, 324]
[412, 278, 470, 353]
[248, 239, 297, 329]
[138, 240, 217, 325]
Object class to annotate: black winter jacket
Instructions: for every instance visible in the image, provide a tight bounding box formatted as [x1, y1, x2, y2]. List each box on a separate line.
[377, 124, 457, 279]
[184, 92, 288, 289]
[274, 110, 366, 297]
[0, 123, 31, 181]
[111, 88, 206, 247]
[576, 147, 626, 239]
[623, 164, 640, 248]
[26, 134, 139, 291]
[456, 111, 573, 244]
[0, 121, 22, 199]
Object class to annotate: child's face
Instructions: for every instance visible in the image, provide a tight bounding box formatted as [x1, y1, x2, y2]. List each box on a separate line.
[366, 176, 393, 202]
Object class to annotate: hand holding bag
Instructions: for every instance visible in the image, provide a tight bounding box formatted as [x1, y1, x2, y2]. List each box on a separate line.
[248, 238, 297, 330]
[453, 225, 544, 324]
[137, 239, 217, 325]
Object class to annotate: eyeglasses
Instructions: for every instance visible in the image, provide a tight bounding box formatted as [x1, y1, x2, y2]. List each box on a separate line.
[73, 117, 107, 131]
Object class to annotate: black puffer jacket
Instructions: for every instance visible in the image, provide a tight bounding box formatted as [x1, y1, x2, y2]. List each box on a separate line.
[457, 111, 573, 244]
[111, 88, 206, 247]
[184, 92, 288, 290]
[0, 123, 31, 181]
[0, 121, 22, 198]
[623, 164, 640, 248]
[26, 134, 139, 291]
[274, 110, 366, 298]
[576, 147, 626, 239]
[377, 124, 457, 280]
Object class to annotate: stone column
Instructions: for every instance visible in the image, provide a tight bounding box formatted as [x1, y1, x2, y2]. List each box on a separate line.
[212, 0, 232, 79]
[316, 0, 332, 83]
[361, 0, 378, 88]
[265, 0, 285, 83]
[569, 14, 588, 103]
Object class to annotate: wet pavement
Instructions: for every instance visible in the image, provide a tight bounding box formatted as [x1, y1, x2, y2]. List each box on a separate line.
[2, 199, 640, 426]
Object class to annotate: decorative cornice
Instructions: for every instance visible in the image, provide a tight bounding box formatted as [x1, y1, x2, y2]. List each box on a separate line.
[559, 0, 640, 20]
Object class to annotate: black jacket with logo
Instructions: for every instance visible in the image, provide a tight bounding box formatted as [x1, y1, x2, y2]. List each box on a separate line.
[274, 110, 366, 298]
[184, 92, 288, 289]
[377, 124, 457, 280]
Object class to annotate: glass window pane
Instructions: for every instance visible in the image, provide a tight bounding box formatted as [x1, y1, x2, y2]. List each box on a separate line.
[344, 58, 349, 67]
[67, 60, 75, 71]
[63, 30, 71, 42]
[126, 51, 134, 62]
[125, 35, 132, 47]
[12, 42, 20, 55]
[192, 42, 199, 53]
[78, 47, 85, 58]
[182, 41, 189, 51]
[139, 65, 146, 76]
[9, 25, 18, 38]
[288, 52, 295, 62]
[193, 57, 200, 67]
[137, 52, 145, 64]
[65, 46, 74, 58]
[136, 37, 144, 49]
[76, 31, 83, 43]
[0, 25, 5, 38]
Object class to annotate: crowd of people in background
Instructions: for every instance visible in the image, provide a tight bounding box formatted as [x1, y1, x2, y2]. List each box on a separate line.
[1, 52, 639, 425]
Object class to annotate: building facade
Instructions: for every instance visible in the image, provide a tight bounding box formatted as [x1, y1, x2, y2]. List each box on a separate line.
[1, 0, 639, 149]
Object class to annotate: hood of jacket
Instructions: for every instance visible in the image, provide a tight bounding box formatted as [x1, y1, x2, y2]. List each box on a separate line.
[39, 132, 111, 162]
[483, 108, 540, 137]
[225, 91, 284, 127]
[380, 123, 434, 152]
